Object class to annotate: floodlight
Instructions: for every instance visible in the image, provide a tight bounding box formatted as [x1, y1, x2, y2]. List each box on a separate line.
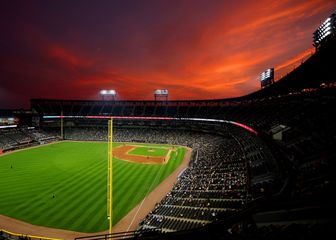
[313, 12, 335, 48]
[154, 89, 169, 101]
[323, 17, 331, 24]
[154, 89, 168, 95]
[99, 89, 117, 100]
[100, 89, 116, 96]
[260, 68, 274, 88]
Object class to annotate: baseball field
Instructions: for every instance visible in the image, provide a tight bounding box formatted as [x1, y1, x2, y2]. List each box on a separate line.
[0, 141, 187, 233]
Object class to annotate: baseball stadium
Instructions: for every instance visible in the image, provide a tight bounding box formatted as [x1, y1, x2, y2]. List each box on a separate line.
[1, 3, 336, 240]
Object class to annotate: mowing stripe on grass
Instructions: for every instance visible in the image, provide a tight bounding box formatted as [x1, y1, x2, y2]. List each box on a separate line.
[0, 141, 186, 232]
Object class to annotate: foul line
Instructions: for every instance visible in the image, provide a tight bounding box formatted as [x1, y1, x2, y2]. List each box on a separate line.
[126, 161, 166, 232]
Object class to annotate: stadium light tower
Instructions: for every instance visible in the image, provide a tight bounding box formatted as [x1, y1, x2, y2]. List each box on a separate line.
[313, 10, 336, 49]
[100, 89, 117, 100]
[260, 68, 274, 89]
[154, 89, 168, 101]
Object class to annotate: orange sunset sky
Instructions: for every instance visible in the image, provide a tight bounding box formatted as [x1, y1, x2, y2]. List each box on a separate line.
[0, 0, 335, 108]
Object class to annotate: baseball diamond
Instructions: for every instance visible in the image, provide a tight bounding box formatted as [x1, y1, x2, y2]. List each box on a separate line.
[0, 141, 188, 233]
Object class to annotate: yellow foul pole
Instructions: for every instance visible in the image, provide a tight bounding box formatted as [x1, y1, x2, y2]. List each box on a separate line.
[60, 111, 64, 140]
[107, 118, 113, 234]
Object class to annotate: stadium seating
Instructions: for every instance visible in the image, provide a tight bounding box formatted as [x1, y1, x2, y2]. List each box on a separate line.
[54, 124, 281, 233]
[0, 128, 57, 151]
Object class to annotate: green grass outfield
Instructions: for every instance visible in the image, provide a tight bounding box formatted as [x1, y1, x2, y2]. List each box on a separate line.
[0, 141, 186, 232]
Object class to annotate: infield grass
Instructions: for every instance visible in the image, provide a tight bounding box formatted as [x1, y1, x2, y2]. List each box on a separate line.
[0, 141, 186, 232]
[128, 146, 169, 157]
